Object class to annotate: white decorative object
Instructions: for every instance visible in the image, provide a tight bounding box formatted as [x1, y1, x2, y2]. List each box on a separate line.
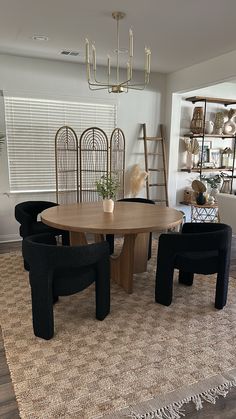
[210, 187, 219, 198]
[129, 164, 148, 197]
[223, 108, 236, 135]
[205, 121, 214, 134]
[208, 196, 215, 205]
[103, 199, 114, 213]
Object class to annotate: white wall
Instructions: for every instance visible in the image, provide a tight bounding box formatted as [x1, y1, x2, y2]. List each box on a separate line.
[0, 54, 166, 242]
[166, 48, 236, 207]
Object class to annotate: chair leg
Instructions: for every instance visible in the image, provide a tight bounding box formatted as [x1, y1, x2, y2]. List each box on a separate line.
[24, 259, 30, 271]
[155, 264, 174, 306]
[95, 259, 110, 320]
[179, 271, 194, 286]
[62, 231, 70, 246]
[105, 234, 114, 255]
[215, 271, 229, 310]
[31, 278, 54, 339]
[148, 233, 152, 260]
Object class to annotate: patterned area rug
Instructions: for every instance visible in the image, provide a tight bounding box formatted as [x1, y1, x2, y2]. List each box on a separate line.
[1, 247, 236, 419]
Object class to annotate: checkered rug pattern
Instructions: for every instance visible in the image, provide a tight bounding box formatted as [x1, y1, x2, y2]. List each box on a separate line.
[0, 246, 236, 418]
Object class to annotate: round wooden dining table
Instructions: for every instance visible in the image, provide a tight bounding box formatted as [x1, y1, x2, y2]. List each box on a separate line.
[41, 202, 183, 294]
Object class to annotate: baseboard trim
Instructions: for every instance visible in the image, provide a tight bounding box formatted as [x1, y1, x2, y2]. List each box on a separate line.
[0, 234, 21, 243]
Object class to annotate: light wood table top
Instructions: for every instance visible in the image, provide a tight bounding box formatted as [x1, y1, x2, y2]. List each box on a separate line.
[41, 201, 183, 234]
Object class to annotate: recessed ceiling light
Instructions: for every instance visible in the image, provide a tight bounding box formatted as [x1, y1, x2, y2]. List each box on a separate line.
[32, 35, 49, 41]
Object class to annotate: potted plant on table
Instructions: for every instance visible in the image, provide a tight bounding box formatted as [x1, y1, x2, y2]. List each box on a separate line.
[95, 174, 120, 213]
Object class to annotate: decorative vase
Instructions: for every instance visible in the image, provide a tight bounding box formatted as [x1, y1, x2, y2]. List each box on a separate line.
[190, 107, 204, 134]
[103, 198, 114, 213]
[196, 192, 206, 205]
[186, 151, 193, 170]
[205, 120, 214, 134]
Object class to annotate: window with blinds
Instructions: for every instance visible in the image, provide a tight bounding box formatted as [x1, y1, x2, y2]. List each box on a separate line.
[5, 97, 117, 192]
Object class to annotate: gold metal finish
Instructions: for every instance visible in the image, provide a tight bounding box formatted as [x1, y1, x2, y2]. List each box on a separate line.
[110, 128, 126, 199]
[85, 11, 151, 93]
[111, 85, 125, 93]
[55, 126, 79, 204]
[79, 127, 109, 202]
[112, 11, 125, 20]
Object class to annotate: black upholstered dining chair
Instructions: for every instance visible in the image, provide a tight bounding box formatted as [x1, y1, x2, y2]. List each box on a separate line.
[23, 233, 110, 340]
[106, 197, 155, 257]
[155, 223, 232, 310]
[15, 201, 69, 268]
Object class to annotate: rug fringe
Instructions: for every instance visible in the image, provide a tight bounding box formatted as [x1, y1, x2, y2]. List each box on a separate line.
[127, 378, 236, 419]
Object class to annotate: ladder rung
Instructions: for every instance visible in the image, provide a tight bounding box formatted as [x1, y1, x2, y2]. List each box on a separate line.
[147, 152, 163, 156]
[149, 183, 166, 187]
[153, 199, 167, 203]
[148, 168, 164, 172]
[146, 137, 162, 141]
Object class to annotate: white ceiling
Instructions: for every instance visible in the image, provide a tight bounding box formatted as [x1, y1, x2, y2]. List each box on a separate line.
[1, 0, 236, 73]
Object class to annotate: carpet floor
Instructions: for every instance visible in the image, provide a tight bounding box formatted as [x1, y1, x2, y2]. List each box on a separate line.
[0, 248, 236, 418]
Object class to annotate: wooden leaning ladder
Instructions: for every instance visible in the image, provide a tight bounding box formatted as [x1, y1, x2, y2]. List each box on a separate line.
[142, 123, 169, 206]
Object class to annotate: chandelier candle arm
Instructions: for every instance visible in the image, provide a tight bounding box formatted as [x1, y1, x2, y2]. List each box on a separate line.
[127, 61, 131, 81]
[129, 29, 134, 57]
[92, 44, 96, 71]
[85, 11, 151, 93]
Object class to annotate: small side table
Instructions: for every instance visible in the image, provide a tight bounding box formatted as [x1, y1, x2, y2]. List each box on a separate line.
[191, 202, 219, 223]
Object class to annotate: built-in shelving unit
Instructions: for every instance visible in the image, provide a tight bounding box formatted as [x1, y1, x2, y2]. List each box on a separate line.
[183, 96, 236, 192]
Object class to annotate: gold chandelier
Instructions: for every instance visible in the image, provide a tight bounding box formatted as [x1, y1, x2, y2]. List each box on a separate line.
[85, 12, 151, 93]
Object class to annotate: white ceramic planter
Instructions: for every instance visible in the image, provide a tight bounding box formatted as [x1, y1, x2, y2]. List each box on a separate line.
[103, 199, 114, 213]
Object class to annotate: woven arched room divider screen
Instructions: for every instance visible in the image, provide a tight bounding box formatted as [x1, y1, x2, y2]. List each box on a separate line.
[110, 128, 125, 199]
[79, 127, 109, 202]
[55, 126, 79, 204]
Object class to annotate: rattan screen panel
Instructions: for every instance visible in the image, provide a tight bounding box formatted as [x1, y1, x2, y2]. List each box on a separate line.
[79, 127, 109, 202]
[55, 126, 79, 204]
[110, 128, 125, 199]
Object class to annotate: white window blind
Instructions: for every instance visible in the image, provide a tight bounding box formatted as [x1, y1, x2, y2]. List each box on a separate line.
[5, 97, 117, 192]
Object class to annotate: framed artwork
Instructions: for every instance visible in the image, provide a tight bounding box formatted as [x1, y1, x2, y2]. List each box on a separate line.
[197, 140, 211, 165]
[209, 148, 221, 168]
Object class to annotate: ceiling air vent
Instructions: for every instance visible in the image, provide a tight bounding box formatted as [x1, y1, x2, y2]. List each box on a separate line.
[60, 50, 80, 56]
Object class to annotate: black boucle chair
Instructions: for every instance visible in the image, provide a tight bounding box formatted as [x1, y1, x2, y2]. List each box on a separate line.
[15, 201, 69, 268]
[106, 197, 155, 258]
[155, 223, 232, 310]
[23, 233, 110, 340]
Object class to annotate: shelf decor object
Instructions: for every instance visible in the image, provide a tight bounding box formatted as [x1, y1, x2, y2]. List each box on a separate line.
[221, 147, 233, 168]
[55, 126, 79, 204]
[214, 112, 224, 135]
[85, 11, 151, 93]
[190, 107, 204, 134]
[205, 120, 214, 134]
[184, 137, 200, 169]
[223, 108, 236, 135]
[191, 179, 206, 205]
